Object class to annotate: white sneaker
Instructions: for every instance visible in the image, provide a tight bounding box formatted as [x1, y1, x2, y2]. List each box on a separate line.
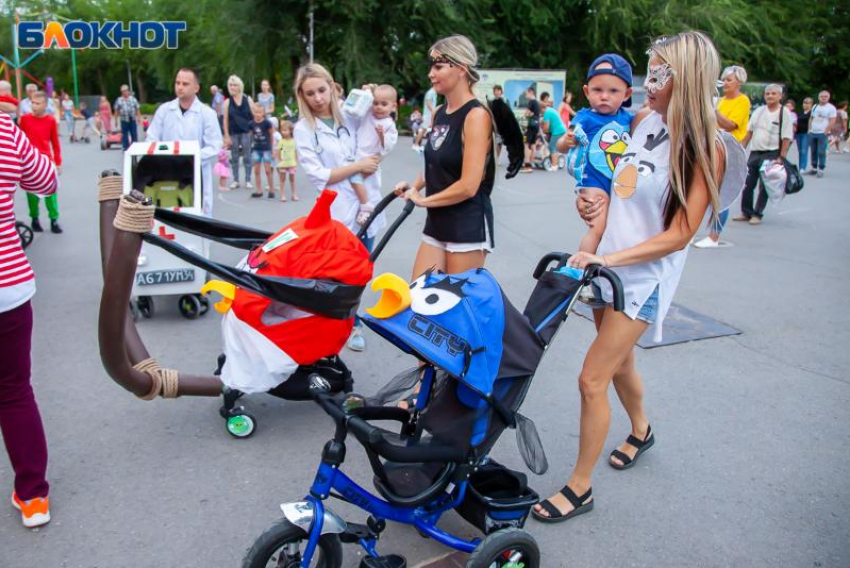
[693, 236, 720, 249]
[347, 327, 365, 352]
[245, 182, 254, 189]
[229, 181, 239, 190]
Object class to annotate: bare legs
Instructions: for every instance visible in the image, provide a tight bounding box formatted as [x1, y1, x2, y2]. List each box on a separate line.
[533, 306, 649, 518]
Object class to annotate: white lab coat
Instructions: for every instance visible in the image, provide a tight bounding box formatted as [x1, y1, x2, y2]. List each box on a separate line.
[146, 97, 222, 216]
[293, 115, 387, 238]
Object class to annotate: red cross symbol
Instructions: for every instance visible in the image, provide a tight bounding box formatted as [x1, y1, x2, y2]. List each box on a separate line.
[157, 225, 176, 240]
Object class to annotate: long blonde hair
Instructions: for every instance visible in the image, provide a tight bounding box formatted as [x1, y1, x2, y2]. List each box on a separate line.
[294, 63, 344, 130]
[649, 32, 723, 228]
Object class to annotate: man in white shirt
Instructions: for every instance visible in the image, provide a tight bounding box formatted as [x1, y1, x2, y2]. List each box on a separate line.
[807, 90, 837, 177]
[147, 68, 222, 216]
[733, 84, 793, 225]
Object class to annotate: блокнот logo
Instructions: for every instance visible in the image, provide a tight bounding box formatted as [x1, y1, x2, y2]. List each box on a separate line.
[17, 21, 186, 50]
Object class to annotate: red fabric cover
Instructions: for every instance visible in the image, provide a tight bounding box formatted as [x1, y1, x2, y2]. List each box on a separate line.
[232, 190, 373, 363]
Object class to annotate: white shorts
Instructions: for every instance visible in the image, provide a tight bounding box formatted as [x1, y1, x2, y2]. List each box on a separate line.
[421, 222, 493, 253]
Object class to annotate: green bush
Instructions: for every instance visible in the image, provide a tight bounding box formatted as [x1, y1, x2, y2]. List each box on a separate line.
[396, 104, 414, 135]
[139, 103, 160, 115]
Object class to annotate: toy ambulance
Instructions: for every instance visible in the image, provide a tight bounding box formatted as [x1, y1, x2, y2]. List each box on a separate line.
[123, 140, 210, 319]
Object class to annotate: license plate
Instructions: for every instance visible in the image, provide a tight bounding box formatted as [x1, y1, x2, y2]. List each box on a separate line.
[135, 268, 195, 286]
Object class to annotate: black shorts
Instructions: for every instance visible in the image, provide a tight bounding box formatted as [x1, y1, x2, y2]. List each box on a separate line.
[525, 126, 539, 146]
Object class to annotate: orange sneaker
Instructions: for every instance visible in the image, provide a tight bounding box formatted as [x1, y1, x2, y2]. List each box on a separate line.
[11, 492, 50, 528]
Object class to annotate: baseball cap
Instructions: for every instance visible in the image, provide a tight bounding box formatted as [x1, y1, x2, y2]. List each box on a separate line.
[586, 54, 633, 107]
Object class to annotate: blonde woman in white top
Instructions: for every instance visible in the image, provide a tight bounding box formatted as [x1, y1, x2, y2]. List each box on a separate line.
[292, 63, 382, 352]
[533, 31, 745, 523]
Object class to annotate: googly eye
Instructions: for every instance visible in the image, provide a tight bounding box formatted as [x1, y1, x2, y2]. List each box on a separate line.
[637, 164, 653, 176]
[600, 130, 620, 144]
[410, 285, 464, 316]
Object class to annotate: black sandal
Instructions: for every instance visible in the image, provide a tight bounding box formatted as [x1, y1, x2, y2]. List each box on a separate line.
[609, 424, 654, 470]
[531, 485, 593, 524]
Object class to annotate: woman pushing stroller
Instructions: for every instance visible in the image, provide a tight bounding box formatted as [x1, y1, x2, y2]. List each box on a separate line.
[532, 32, 745, 523]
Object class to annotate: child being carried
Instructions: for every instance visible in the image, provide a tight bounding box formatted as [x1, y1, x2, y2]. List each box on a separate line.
[344, 84, 399, 231]
[558, 54, 635, 260]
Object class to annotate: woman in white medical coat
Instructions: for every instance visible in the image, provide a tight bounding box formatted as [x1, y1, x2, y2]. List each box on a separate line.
[293, 62, 382, 352]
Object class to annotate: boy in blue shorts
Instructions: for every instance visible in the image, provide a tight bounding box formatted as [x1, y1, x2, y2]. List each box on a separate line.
[558, 54, 633, 255]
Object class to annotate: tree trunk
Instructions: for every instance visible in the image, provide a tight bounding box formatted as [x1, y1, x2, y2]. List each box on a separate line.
[134, 69, 147, 104]
[97, 67, 107, 98]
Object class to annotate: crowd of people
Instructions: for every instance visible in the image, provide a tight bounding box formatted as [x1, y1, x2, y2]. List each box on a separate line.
[0, 29, 846, 541]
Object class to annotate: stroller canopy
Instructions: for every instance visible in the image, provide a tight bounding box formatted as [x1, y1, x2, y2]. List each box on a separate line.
[363, 268, 543, 404]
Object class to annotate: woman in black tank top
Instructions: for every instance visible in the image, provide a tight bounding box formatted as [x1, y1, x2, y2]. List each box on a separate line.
[393, 35, 495, 279]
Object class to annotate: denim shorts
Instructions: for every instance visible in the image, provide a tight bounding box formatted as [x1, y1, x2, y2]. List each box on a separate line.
[251, 150, 272, 163]
[590, 283, 659, 324]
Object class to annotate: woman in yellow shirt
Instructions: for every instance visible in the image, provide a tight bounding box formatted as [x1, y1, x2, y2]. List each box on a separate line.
[694, 65, 750, 248]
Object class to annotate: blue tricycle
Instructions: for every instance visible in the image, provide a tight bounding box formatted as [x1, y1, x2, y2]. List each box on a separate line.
[242, 253, 624, 568]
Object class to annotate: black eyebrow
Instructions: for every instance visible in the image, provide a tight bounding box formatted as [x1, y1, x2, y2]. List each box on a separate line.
[639, 161, 656, 172]
[622, 152, 637, 159]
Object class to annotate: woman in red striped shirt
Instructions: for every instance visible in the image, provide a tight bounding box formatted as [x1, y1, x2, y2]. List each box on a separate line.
[0, 111, 58, 528]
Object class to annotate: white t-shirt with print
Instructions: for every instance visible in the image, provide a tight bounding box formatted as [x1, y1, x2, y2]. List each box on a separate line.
[809, 102, 837, 134]
[747, 105, 794, 151]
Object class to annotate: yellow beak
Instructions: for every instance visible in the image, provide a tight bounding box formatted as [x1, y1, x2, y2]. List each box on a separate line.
[200, 280, 236, 313]
[366, 273, 411, 319]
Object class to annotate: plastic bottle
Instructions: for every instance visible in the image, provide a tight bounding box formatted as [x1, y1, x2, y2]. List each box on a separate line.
[342, 89, 374, 118]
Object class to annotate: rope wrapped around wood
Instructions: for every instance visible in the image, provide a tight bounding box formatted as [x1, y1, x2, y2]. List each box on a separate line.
[97, 176, 124, 202]
[113, 195, 154, 233]
[132, 358, 180, 400]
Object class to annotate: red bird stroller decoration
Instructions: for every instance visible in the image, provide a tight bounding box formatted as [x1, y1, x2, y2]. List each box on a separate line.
[203, 190, 373, 394]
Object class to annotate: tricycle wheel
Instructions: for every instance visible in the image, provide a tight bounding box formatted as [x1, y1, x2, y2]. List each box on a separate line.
[242, 519, 343, 568]
[197, 294, 210, 315]
[137, 296, 154, 318]
[466, 528, 539, 568]
[129, 301, 140, 322]
[226, 412, 256, 439]
[178, 294, 201, 319]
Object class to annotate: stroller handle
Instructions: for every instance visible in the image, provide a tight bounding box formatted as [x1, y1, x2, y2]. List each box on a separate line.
[356, 191, 416, 263]
[587, 264, 625, 312]
[310, 382, 466, 463]
[532, 252, 625, 311]
[311, 385, 382, 444]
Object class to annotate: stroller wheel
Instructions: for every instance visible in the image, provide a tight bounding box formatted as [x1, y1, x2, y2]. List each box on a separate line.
[15, 221, 34, 250]
[178, 294, 202, 319]
[137, 296, 154, 318]
[466, 528, 539, 568]
[243, 519, 343, 568]
[226, 412, 256, 439]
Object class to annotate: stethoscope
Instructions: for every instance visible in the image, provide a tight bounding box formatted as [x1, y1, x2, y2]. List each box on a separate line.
[312, 124, 353, 156]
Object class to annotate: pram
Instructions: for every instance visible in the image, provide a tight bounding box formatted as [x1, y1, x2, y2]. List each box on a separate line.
[242, 254, 624, 568]
[96, 173, 414, 438]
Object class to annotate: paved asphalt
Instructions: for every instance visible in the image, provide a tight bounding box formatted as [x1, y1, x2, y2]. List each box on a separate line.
[2, 134, 848, 568]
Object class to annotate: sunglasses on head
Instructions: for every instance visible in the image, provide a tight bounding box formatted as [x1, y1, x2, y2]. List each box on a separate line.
[428, 54, 458, 69]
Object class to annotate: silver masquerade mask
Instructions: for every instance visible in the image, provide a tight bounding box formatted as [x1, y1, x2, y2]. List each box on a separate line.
[644, 63, 674, 94]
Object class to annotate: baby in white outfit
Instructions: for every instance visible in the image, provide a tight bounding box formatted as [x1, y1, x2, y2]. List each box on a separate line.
[351, 84, 398, 225]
